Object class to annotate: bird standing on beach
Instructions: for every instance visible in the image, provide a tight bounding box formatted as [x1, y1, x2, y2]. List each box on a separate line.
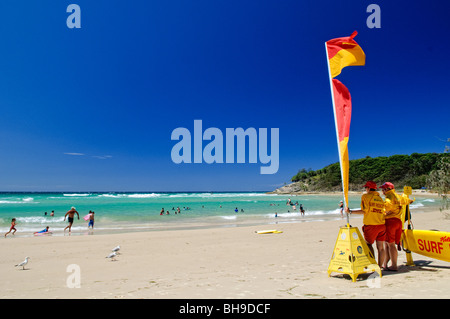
[15, 257, 30, 270]
[106, 252, 117, 261]
[112, 245, 120, 254]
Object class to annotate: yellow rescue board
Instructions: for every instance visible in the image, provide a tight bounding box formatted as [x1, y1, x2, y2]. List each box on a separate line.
[403, 229, 450, 262]
[255, 230, 283, 234]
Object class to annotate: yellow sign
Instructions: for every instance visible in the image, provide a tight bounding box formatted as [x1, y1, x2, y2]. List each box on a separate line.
[328, 226, 382, 282]
[403, 186, 412, 195]
[403, 229, 450, 263]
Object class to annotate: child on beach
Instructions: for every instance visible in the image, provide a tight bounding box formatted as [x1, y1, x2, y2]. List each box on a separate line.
[5, 218, 17, 237]
[88, 211, 95, 229]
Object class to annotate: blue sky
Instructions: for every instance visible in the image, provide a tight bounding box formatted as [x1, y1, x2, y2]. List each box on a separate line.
[0, 0, 448, 192]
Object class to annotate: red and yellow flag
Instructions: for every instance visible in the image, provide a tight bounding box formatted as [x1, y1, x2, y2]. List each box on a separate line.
[325, 31, 365, 213]
[326, 31, 365, 78]
[332, 78, 351, 205]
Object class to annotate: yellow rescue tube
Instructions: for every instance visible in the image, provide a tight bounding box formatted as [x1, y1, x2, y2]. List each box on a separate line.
[403, 229, 450, 262]
[255, 230, 283, 234]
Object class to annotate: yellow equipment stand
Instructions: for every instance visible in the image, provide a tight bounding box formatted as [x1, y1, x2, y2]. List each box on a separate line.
[327, 225, 382, 282]
[397, 186, 450, 265]
[400, 186, 416, 266]
[328, 186, 450, 282]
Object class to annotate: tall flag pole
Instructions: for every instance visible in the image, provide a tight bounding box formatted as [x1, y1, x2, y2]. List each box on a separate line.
[325, 31, 365, 226]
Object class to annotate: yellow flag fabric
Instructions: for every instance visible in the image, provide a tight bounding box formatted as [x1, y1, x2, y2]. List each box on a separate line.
[326, 31, 365, 211]
[326, 31, 365, 78]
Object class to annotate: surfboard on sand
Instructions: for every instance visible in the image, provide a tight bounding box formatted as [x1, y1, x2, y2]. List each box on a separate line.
[255, 230, 283, 234]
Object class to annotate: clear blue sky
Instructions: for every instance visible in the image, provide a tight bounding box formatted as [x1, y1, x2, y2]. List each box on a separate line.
[0, 0, 448, 192]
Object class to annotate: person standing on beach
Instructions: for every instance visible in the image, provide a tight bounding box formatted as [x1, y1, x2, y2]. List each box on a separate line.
[88, 211, 95, 229]
[5, 218, 17, 237]
[339, 200, 344, 218]
[346, 181, 386, 268]
[379, 182, 402, 271]
[64, 207, 80, 233]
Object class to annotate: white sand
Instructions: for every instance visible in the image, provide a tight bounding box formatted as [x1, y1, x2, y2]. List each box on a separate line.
[1, 208, 450, 299]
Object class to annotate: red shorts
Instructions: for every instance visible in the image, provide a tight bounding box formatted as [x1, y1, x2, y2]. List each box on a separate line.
[385, 218, 403, 244]
[362, 224, 386, 244]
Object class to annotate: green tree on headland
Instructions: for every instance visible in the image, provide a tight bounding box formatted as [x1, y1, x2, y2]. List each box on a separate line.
[291, 153, 445, 192]
[427, 154, 450, 214]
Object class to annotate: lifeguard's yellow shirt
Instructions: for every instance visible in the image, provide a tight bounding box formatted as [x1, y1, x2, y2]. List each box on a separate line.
[384, 189, 402, 220]
[360, 191, 385, 225]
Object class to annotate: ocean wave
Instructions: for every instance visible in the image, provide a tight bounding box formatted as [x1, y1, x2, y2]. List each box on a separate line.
[0, 199, 38, 204]
[64, 193, 91, 197]
[268, 208, 342, 218]
[127, 193, 161, 198]
[0, 200, 23, 204]
[168, 193, 276, 198]
[98, 193, 161, 199]
[98, 194, 122, 198]
[220, 215, 237, 220]
[15, 216, 66, 224]
[410, 202, 424, 209]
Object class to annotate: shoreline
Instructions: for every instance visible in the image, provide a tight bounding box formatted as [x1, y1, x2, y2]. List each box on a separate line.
[266, 189, 441, 197]
[1, 206, 449, 299]
[3, 201, 439, 239]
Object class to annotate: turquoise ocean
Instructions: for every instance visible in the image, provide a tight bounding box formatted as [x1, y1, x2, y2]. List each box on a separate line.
[0, 192, 440, 237]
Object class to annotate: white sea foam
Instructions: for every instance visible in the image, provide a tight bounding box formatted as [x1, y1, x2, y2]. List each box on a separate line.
[220, 215, 237, 220]
[15, 216, 65, 224]
[168, 193, 277, 198]
[410, 202, 424, 209]
[127, 193, 160, 198]
[64, 193, 91, 197]
[0, 199, 38, 204]
[99, 194, 122, 198]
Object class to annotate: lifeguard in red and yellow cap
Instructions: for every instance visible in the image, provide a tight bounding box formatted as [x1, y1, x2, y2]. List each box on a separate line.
[380, 182, 402, 271]
[346, 181, 386, 268]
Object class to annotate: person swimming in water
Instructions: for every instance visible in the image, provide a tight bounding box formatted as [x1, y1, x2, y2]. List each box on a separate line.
[34, 226, 50, 234]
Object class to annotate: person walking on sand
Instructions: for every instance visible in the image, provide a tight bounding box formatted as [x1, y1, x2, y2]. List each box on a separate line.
[339, 200, 344, 218]
[64, 207, 80, 233]
[346, 181, 386, 268]
[379, 182, 402, 271]
[5, 218, 17, 237]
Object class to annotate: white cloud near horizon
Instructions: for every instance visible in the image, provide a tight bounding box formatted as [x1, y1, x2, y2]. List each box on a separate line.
[64, 153, 112, 159]
[92, 155, 113, 160]
[64, 152, 85, 156]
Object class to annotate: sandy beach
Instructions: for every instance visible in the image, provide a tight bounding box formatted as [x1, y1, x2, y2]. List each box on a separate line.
[1, 205, 450, 299]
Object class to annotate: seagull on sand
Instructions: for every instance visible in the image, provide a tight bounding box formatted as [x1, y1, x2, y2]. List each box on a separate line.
[112, 245, 120, 254]
[106, 252, 117, 261]
[15, 257, 30, 270]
